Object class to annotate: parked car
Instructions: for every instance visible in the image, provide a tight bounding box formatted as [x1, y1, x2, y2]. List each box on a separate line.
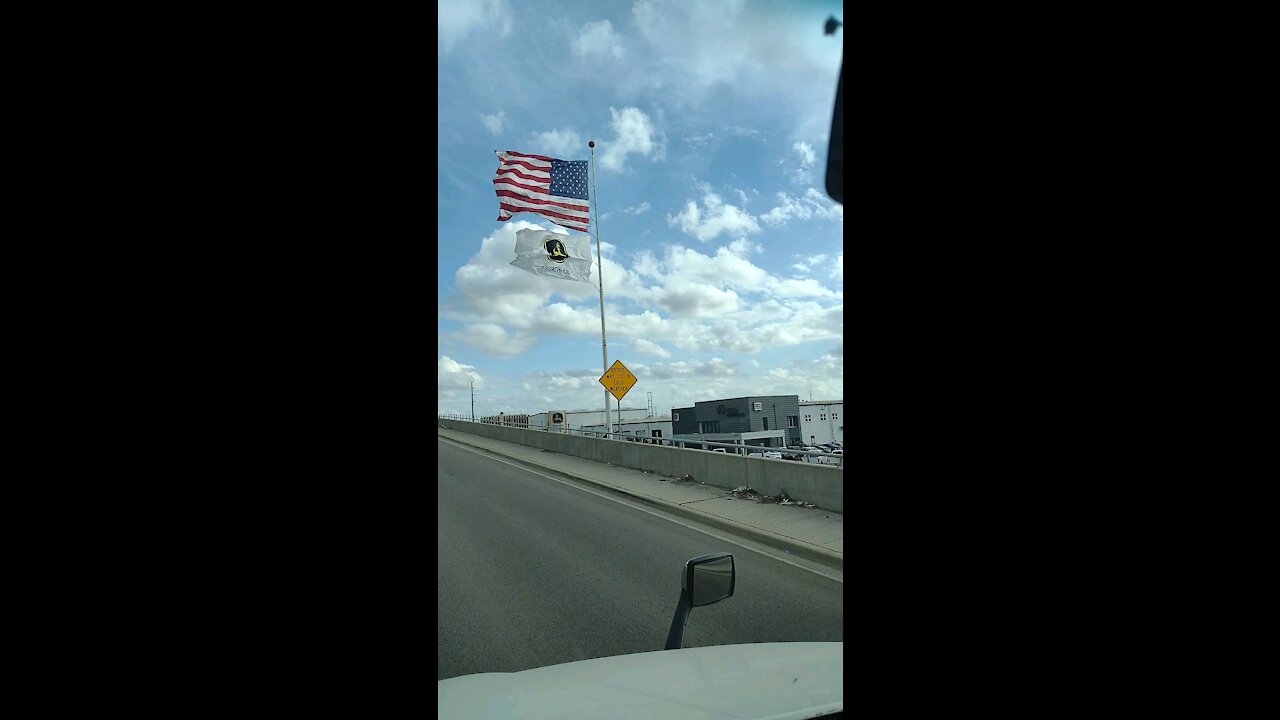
[711, 448, 727, 453]
[758, 450, 783, 460]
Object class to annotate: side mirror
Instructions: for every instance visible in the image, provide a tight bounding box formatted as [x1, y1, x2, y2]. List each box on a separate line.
[687, 553, 735, 606]
[664, 553, 735, 650]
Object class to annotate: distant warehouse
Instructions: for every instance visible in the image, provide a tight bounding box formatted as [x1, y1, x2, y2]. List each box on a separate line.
[671, 395, 802, 449]
[478, 413, 530, 428]
[582, 415, 672, 441]
[530, 407, 649, 431]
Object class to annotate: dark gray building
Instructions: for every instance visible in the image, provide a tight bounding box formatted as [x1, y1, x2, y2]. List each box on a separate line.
[671, 406, 698, 435]
[689, 395, 802, 448]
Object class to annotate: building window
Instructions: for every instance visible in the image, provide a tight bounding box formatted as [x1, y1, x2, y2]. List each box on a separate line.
[652, 429, 662, 438]
[787, 416, 798, 428]
[832, 412, 838, 419]
[820, 414, 827, 420]
[699, 420, 721, 434]
[804, 414, 812, 422]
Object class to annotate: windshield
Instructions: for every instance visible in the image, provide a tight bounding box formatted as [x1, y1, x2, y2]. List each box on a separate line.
[438, 0, 843, 713]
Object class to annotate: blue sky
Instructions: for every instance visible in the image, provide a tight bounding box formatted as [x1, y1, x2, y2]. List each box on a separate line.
[439, 0, 844, 418]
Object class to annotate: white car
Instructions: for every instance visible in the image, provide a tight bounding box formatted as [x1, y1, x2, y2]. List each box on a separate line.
[758, 450, 783, 460]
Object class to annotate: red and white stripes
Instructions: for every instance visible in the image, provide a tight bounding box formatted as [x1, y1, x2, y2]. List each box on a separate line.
[493, 150, 591, 233]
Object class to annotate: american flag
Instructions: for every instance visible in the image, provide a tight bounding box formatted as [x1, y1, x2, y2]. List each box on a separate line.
[493, 150, 591, 233]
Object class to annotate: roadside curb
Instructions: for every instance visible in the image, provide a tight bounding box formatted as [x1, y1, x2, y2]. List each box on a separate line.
[438, 430, 844, 573]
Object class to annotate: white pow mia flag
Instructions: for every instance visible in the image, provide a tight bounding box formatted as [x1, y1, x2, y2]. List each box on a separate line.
[511, 228, 593, 283]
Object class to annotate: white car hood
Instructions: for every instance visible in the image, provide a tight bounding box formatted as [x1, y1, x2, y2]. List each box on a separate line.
[438, 641, 842, 720]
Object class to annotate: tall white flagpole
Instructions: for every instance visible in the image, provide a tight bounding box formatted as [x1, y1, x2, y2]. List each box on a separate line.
[589, 140, 611, 438]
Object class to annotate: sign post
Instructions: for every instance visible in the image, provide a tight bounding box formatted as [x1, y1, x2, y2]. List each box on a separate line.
[598, 360, 638, 436]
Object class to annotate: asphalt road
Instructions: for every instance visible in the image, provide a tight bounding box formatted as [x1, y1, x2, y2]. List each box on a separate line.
[438, 437, 843, 681]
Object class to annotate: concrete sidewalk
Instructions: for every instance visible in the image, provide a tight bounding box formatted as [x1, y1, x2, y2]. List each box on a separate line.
[438, 428, 843, 571]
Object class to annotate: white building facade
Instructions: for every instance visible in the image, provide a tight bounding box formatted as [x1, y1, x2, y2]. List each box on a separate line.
[530, 407, 651, 432]
[582, 416, 673, 441]
[799, 401, 843, 446]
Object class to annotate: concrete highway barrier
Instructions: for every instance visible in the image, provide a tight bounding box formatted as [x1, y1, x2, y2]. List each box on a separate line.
[438, 419, 843, 513]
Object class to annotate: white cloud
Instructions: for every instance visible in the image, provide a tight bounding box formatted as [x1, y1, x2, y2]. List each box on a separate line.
[783, 141, 817, 184]
[437, 355, 490, 416]
[480, 111, 506, 136]
[685, 132, 715, 149]
[440, 224, 841, 361]
[760, 188, 843, 227]
[667, 190, 761, 242]
[757, 352, 844, 401]
[573, 19, 624, 58]
[793, 141, 816, 167]
[463, 323, 539, 357]
[624, 201, 651, 215]
[611, 310, 667, 339]
[631, 0, 752, 87]
[658, 284, 741, 317]
[790, 253, 830, 275]
[631, 337, 671, 358]
[623, 0, 841, 141]
[439, 355, 483, 389]
[831, 254, 843, 284]
[526, 302, 602, 336]
[644, 357, 740, 380]
[439, 0, 513, 56]
[767, 278, 838, 300]
[531, 127, 585, 158]
[723, 125, 764, 140]
[599, 107, 664, 172]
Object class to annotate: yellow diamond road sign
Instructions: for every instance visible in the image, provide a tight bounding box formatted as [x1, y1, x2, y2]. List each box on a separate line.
[599, 359, 638, 401]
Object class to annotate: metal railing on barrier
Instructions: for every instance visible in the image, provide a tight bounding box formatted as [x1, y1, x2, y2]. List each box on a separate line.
[437, 413, 843, 467]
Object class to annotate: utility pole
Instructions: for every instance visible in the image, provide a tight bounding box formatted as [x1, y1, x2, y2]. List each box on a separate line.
[773, 403, 780, 448]
[470, 380, 475, 422]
